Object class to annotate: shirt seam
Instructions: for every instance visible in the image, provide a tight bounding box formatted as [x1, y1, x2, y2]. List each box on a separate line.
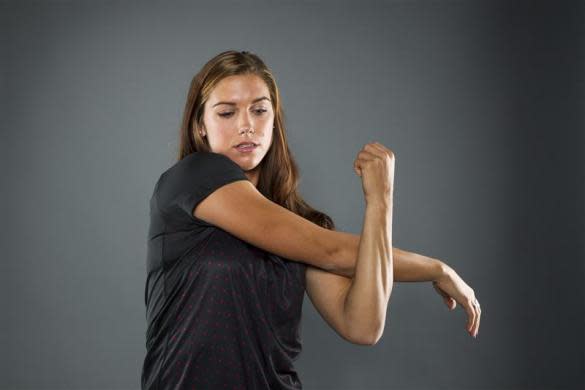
[154, 184, 170, 389]
[155, 171, 174, 222]
[149, 163, 248, 388]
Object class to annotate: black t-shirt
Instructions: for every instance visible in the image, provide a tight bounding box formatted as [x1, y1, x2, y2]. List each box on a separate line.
[141, 151, 307, 389]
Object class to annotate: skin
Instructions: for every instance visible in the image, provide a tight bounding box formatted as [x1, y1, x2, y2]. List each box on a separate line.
[342, 142, 395, 343]
[199, 73, 274, 187]
[337, 237, 481, 338]
[197, 74, 481, 340]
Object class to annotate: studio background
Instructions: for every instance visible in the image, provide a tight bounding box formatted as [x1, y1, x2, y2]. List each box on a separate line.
[1, 0, 583, 389]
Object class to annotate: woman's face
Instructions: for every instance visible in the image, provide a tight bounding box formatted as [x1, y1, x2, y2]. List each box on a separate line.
[201, 74, 274, 173]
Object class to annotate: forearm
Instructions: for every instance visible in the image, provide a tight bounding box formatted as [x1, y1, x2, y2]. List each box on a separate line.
[332, 231, 444, 282]
[343, 201, 393, 343]
[390, 246, 444, 282]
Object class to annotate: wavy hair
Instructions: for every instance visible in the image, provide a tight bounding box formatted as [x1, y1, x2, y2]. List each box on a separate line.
[176, 50, 335, 230]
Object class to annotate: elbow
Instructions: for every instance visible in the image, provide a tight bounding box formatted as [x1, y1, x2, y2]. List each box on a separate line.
[351, 330, 383, 346]
[347, 323, 385, 346]
[366, 326, 385, 345]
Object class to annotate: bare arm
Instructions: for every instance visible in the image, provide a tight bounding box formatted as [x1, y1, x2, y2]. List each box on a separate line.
[332, 231, 445, 282]
[336, 141, 396, 344]
[303, 139, 455, 344]
[194, 179, 348, 274]
[341, 201, 393, 344]
[304, 239, 446, 345]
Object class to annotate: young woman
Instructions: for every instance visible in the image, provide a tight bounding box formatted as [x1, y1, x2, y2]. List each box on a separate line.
[141, 50, 481, 389]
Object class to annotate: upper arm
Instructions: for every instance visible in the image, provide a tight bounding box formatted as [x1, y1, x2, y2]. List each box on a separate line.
[305, 265, 374, 345]
[194, 179, 340, 271]
[155, 151, 348, 274]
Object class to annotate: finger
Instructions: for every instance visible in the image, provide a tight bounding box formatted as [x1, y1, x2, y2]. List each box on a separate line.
[470, 306, 477, 336]
[373, 142, 394, 157]
[432, 282, 456, 310]
[444, 296, 454, 310]
[465, 301, 477, 334]
[357, 150, 379, 160]
[472, 306, 479, 337]
[363, 143, 386, 159]
[354, 152, 379, 175]
[354, 153, 376, 176]
[368, 142, 387, 155]
[474, 302, 481, 337]
[471, 298, 481, 336]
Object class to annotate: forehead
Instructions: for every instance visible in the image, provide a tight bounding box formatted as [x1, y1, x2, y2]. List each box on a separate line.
[209, 74, 269, 102]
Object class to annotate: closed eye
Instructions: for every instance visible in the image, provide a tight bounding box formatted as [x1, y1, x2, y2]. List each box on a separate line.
[218, 109, 267, 118]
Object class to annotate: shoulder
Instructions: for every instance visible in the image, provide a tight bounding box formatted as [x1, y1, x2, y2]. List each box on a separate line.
[154, 151, 248, 219]
[166, 151, 238, 174]
[158, 151, 245, 184]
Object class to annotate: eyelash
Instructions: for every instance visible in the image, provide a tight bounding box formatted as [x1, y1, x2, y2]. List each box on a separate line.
[218, 109, 267, 118]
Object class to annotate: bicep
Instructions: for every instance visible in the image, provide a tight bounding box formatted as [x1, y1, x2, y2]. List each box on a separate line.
[305, 265, 367, 344]
[194, 180, 340, 271]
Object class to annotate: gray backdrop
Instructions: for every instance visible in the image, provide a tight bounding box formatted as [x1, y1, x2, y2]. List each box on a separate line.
[1, 0, 583, 389]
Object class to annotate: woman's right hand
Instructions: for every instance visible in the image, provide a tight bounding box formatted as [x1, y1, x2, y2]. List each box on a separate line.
[353, 142, 395, 204]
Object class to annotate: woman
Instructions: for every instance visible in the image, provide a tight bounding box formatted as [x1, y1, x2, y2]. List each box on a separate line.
[141, 50, 481, 389]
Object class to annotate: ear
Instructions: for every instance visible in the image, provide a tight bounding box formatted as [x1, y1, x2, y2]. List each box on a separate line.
[196, 124, 206, 137]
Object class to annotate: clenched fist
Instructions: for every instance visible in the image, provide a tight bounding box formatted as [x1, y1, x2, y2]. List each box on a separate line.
[353, 142, 395, 205]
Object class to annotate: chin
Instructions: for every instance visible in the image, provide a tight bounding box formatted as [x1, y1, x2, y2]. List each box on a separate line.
[240, 160, 261, 171]
[236, 156, 264, 171]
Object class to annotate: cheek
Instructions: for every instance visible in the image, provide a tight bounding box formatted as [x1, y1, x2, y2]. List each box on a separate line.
[264, 130, 273, 144]
[212, 132, 231, 147]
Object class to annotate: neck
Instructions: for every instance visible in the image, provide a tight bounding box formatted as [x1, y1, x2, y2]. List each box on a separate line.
[244, 165, 260, 187]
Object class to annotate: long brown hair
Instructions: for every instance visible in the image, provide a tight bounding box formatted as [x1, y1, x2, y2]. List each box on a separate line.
[177, 50, 335, 230]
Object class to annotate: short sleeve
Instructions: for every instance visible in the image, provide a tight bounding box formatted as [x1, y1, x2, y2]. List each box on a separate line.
[155, 151, 249, 223]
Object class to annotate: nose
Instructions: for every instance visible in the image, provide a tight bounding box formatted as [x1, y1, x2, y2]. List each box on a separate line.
[237, 111, 254, 134]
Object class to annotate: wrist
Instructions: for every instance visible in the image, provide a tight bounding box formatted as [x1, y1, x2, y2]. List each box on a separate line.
[433, 260, 453, 282]
[365, 197, 392, 211]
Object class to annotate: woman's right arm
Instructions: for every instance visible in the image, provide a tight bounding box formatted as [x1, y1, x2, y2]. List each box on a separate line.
[193, 141, 394, 290]
[193, 178, 355, 276]
[194, 142, 395, 345]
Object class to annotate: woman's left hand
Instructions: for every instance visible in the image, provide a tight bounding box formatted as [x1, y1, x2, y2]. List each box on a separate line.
[432, 264, 481, 339]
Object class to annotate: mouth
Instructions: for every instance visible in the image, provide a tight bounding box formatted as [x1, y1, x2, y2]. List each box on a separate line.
[234, 142, 258, 148]
[234, 142, 259, 152]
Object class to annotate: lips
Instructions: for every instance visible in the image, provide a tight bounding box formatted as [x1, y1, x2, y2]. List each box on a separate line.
[235, 142, 258, 147]
[234, 142, 258, 153]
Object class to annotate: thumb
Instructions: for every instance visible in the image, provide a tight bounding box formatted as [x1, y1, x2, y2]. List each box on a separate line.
[445, 297, 457, 310]
[433, 281, 456, 310]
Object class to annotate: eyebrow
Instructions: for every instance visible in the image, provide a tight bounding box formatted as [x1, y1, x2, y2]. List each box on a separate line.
[212, 96, 271, 107]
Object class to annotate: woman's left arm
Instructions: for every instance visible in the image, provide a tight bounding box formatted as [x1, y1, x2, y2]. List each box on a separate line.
[332, 233, 481, 338]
